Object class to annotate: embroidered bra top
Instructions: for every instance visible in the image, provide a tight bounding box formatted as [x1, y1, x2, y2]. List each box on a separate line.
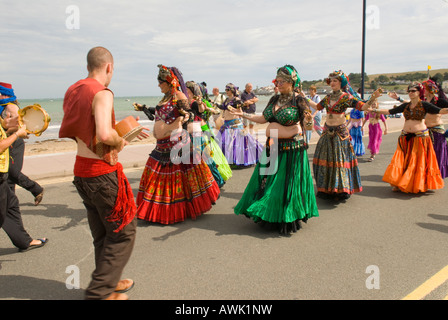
[262, 94, 307, 126]
[388, 101, 441, 121]
[365, 112, 386, 122]
[316, 92, 364, 115]
[155, 98, 188, 125]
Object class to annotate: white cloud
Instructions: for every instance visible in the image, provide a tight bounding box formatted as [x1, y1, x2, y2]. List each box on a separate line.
[1, 0, 447, 98]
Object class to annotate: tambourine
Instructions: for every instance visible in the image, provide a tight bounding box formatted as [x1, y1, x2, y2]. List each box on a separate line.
[115, 116, 143, 142]
[18, 104, 51, 136]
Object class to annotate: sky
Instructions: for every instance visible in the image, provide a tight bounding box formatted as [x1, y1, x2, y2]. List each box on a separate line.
[1, 0, 448, 99]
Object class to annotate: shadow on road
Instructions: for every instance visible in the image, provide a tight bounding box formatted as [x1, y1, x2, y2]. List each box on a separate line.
[0, 275, 84, 300]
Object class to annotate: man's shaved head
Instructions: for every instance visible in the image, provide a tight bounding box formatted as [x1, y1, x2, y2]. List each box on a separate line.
[87, 47, 114, 72]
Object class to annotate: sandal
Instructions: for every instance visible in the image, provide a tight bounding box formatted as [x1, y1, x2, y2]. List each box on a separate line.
[19, 238, 49, 252]
[115, 279, 135, 293]
[34, 190, 44, 206]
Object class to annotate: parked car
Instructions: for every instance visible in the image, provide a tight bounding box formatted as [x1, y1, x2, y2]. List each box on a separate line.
[387, 113, 402, 118]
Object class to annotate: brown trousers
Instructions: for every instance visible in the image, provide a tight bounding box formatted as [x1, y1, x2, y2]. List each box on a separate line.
[73, 171, 137, 300]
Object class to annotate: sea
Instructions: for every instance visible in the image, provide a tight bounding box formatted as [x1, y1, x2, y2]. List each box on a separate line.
[19, 93, 403, 144]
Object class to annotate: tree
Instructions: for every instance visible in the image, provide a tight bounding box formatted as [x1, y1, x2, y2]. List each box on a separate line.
[377, 75, 390, 83]
[432, 73, 444, 84]
[347, 73, 369, 87]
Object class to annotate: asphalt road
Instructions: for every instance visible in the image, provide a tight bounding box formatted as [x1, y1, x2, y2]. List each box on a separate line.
[1, 130, 448, 302]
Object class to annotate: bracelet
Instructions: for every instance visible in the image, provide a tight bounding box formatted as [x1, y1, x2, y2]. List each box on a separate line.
[397, 97, 403, 102]
[243, 112, 252, 119]
[14, 132, 19, 138]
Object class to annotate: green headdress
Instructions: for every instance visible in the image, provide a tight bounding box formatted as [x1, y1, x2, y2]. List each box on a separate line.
[276, 65, 301, 88]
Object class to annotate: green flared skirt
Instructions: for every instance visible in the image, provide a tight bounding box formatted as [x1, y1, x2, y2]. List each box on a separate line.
[234, 138, 319, 234]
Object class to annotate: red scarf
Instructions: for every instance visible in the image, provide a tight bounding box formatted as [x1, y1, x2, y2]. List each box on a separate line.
[74, 156, 136, 232]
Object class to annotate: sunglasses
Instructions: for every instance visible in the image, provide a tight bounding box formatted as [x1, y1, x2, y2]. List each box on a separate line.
[275, 80, 287, 86]
[407, 89, 419, 93]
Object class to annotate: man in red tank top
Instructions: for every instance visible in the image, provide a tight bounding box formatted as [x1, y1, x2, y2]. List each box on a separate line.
[60, 47, 136, 300]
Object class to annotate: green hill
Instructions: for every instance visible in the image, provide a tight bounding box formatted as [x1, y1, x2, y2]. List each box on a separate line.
[368, 68, 448, 81]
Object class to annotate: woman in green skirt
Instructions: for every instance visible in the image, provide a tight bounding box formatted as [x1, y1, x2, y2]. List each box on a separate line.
[185, 81, 233, 184]
[230, 65, 318, 235]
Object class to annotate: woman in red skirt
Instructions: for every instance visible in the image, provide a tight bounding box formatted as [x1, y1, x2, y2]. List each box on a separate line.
[136, 65, 220, 224]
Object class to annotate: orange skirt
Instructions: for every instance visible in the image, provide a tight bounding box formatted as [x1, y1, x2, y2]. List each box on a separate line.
[383, 131, 444, 193]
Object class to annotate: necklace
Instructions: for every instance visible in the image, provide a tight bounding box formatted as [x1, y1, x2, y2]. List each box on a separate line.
[330, 90, 343, 101]
[159, 93, 172, 105]
[328, 90, 342, 119]
[278, 91, 293, 107]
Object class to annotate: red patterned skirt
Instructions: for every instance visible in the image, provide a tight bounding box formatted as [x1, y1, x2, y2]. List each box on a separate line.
[136, 132, 220, 224]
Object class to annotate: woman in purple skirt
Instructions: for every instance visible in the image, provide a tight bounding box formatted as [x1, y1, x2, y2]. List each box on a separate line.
[216, 83, 263, 168]
[422, 79, 448, 178]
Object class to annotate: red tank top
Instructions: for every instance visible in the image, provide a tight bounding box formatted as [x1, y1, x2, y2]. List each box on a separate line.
[59, 78, 114, 148]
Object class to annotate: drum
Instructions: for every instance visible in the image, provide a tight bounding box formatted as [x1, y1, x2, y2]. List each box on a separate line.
[115, 116, 143, 142]
[18, 104, 51, 136]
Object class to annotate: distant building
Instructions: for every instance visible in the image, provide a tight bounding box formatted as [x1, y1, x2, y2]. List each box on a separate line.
[254, 85, 275, 95]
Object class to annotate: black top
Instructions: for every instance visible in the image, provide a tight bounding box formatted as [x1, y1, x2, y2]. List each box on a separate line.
[389, 101, 441, 120]
[431, 97, 448, 109]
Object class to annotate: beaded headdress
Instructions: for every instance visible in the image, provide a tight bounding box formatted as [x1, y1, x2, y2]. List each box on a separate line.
[326, 70, 363, 101]
[408, 82, 425, 100]
[275, 65, 301, 88]
[157, 64, 188, 98]
[185, 81, 202, 99]
[422, 79, 439, 95]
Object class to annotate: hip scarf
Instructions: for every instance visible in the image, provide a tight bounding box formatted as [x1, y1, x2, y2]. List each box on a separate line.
[265, 136, 308, 157]
[323, 122, 350, 141]
[150, 130, 190, 165]
[400, 129, 429, 139]
[221, 118, 243, 130]
[74, 156, 136, 232]
[398, 129, 429, 154]
[428, 125, 445, 142]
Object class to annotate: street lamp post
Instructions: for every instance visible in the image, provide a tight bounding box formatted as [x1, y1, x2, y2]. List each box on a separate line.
[361, 0, 366, 100]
